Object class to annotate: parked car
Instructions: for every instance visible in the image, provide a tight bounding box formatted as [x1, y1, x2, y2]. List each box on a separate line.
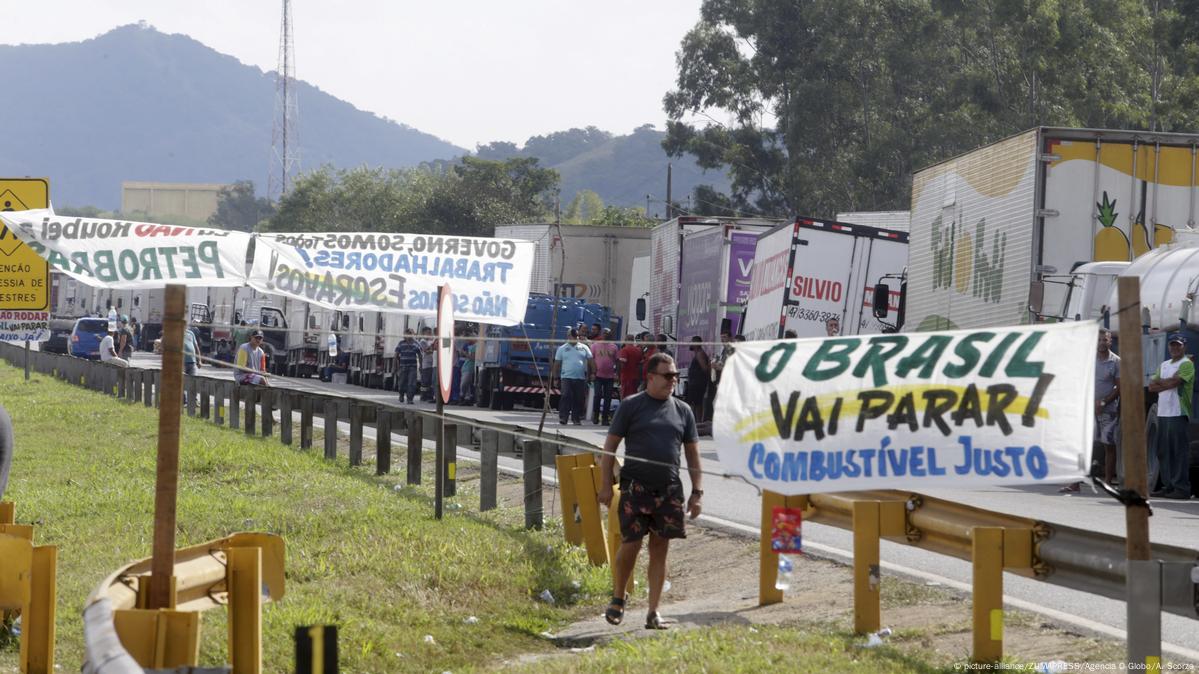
[70, 318, 109, 360]
[43, 319, 75, 355]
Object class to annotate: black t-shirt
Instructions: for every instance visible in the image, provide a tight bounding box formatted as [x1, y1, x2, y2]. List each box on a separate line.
[609, 392, 698, 487]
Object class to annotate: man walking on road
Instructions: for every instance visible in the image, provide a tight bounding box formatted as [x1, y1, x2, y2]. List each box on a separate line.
[395, 329, 421, 404]
[551, 328, 593, 425]
[1149, 334, 1193, 499]
[598, 352, 702, 630]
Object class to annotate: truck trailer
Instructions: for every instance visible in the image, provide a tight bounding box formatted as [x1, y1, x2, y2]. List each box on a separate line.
[903, 126, 1199, 333]
[741, 216, 908, 340]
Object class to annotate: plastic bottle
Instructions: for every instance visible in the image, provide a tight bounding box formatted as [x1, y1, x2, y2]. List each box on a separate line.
[327, 334, 338, 357]
[775, 554, 795, 590]
[107, 307, 118, 333]
[9, 615, 20, 637]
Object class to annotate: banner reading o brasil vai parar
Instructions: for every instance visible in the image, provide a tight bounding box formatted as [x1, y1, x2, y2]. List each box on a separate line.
[714, 322, 1096, 495]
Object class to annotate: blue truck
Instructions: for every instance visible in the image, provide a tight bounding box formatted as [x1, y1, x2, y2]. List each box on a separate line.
[481, 294, 622, 409]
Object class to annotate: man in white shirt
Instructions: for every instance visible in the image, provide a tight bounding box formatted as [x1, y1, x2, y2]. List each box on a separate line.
[99, 329, 129, 367]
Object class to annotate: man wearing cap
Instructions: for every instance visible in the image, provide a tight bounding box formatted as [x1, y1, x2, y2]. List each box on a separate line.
[236, 330, 269, 386]
[1148, 333, 1193, 499]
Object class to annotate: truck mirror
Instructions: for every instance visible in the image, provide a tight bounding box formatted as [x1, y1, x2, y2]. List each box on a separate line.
[1181, 297, 1193, 324]
[663, 315, 674, 336]
[872, 284, 890, 319]
[1027, 281, 1045, 315]
[720, 318, 732, 335]
[636, 298, 646, 321]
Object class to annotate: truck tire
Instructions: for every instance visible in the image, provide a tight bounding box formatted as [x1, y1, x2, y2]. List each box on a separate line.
[0, 404, 12, 500]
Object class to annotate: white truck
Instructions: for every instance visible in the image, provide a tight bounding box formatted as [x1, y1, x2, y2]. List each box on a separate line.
[741, 216, 908, 340]
[494, 224, 652, 315]
[897, 126, 1199, 333]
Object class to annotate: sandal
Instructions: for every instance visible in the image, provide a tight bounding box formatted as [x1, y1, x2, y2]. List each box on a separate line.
[604, 596, 626, 625]
[645, 611, 669, 630]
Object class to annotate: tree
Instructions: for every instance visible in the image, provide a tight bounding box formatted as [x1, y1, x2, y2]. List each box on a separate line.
[564, 190, 605, 224]
[662, 0, 1199, 217]
[209, 180, 274, 231]
[593, 205, 656, 228]
[266, 158, 558, 236]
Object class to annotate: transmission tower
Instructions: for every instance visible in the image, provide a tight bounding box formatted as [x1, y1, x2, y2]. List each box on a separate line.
[268, 0, 299, 202]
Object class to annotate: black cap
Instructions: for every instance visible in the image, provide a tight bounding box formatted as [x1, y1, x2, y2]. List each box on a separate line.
[1168, 333, 1186, 345]
[251, 329, 264, 338]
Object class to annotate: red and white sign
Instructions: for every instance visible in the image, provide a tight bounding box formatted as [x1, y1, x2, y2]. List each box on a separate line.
[437, 283, 454, 404]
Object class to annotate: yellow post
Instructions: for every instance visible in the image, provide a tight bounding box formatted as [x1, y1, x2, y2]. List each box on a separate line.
[227, 546, 263, 674]
[972, 527, 1004, 663]
[0, 501, 13, 524]
[571, 466, 609, 566]
[556, 454, 592, 546]
[758, 490, 786, 606]
[113, 609, 201, 668]
[25, 545, 56, 674]
[853, 501, 881, 634]
[0, 535, 32, 669]
[605, 484, 634, 596]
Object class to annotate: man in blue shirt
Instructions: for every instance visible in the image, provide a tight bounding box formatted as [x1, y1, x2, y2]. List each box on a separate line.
[551, 328, 594, 425]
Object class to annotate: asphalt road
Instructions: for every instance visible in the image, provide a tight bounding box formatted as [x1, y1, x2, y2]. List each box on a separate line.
[129, 353, 1199, 660]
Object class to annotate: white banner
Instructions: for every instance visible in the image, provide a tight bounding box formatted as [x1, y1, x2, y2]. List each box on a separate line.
[0, 209, 252, 288]
[714, 322, 1096, 494]
[248, 232, 535, 326]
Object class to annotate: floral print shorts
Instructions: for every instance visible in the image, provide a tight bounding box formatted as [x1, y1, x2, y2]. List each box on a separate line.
[617, 478, 687, 542]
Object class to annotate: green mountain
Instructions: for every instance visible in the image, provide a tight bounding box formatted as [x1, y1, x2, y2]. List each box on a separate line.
[0, 24, 465, 210]
[477, 126, 730, 214]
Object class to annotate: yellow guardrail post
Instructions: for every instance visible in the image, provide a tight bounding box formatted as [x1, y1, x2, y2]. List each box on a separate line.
[853, 501, 881, 635]
[571, 465, 609, 566]
[0, 501, 13, 524]
[972, 526, 1004, 663]
[113, 608, 201, 668]
[758, 491, 808, 606]
[27, 545, 56, 674]
[604, 484, 634, 596]
[758, 490, 785, 606]
[555, 453, 594, 546]
[227, 546, 263, 674]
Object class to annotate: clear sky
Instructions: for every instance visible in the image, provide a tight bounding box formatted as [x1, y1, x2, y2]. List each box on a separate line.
[2, 1, 706, 150]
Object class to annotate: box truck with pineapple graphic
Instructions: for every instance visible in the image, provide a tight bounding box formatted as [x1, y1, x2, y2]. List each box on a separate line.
[904, 127, 1199, 332]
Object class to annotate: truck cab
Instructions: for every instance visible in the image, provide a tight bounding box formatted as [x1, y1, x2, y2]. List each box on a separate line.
[483, 294, 621, 409]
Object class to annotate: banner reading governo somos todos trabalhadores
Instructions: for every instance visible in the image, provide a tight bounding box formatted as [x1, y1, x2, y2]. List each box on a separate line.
[248, 231, 535, 326]
[714, 321, 1096, 494]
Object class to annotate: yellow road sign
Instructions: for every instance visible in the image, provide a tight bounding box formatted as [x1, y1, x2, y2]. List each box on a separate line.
[0, 178, 50, 312]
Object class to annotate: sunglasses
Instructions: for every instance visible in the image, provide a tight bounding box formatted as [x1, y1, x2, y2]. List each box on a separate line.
[651, 370, 680, 380]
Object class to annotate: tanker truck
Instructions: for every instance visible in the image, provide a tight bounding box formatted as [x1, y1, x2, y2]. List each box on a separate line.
[1042, 244, 1199, 496]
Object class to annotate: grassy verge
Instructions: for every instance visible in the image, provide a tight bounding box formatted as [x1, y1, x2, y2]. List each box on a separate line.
[0, 363, 610, 672]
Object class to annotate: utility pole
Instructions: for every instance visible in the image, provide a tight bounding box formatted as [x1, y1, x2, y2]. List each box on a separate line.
[269, 0, 300, 203]
[665, 163, 673, 220]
